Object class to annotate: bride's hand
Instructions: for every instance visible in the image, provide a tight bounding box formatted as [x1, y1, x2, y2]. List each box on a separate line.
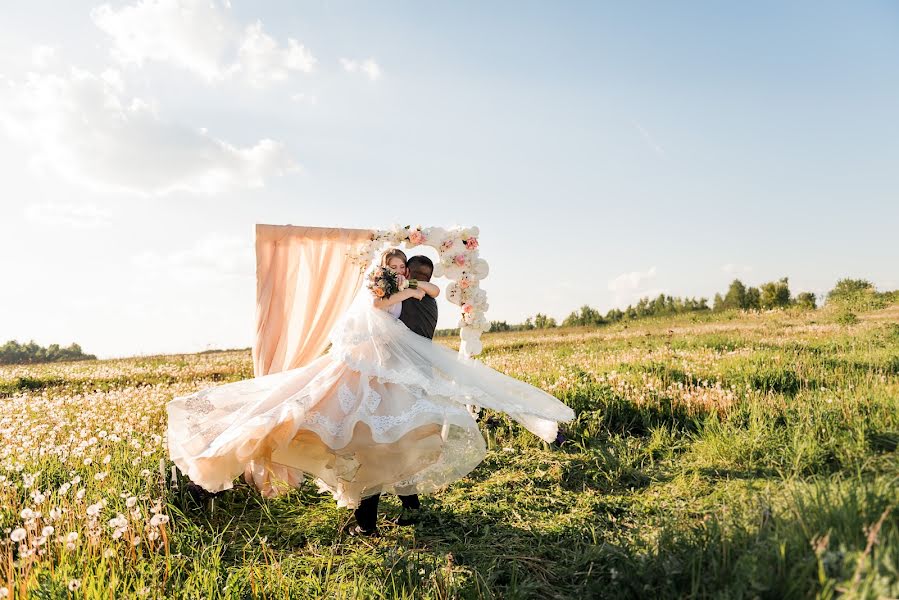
[409, 288, 426, 300]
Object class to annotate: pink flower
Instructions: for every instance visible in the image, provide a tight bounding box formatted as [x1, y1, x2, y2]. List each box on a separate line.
[465, 237, 479, 250]
[454, 254, 466, 267]
[409, 231, 425, 245]
[462, 303, 474, 314]
[459, 278, 470, 289]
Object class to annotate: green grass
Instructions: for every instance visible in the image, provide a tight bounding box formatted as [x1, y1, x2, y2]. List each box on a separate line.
[0, 302, 897, 598]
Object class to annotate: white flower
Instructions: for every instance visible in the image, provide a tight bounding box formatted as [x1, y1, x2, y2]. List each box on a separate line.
[108, 514, 128, 529]
[41, 526, 54, 537]
[10, 528, 26, 542]
[66, 532, 79, 543]
[125, 496, 138, 508]
[20, 508, 35, 520]
[68, 579, 81, 591]
[149, 514, 169, 527]
[86, 502, 102, 517]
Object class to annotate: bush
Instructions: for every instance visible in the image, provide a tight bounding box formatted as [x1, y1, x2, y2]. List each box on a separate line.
[827, 278, 893, 311]
[836, 311, 859, 326]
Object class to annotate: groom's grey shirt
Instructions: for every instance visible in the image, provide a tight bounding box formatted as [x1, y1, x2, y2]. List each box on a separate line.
[399, 295, 438, 340]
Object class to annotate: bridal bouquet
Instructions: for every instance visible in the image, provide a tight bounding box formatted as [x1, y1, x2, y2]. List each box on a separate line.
[366, 266, 416, 299]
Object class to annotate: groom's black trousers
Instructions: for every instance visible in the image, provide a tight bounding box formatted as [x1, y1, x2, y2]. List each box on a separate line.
[355, 493, 419, 529]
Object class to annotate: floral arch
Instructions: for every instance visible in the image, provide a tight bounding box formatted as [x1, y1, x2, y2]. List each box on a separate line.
[252, 224, 490, 379]
[347, 224, 490, 358]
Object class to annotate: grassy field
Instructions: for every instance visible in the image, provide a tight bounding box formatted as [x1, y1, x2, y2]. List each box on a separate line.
[1, 302, 897, 599]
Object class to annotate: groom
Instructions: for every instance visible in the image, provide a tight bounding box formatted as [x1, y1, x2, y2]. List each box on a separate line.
[351, 255, 437, 535]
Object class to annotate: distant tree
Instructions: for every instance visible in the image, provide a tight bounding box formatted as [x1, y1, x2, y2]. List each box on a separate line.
[825, 278, 895, 310]
[563, 305, 606, 327]
[794, 292, 817, 310]
[827, 278, 875, 302]
[533, 313, 557, 329]
[745, 286, 761, 310]
[605, 308, 625, 322]
[712, 293, 725, 311]
[488, 321, 511, 333]
[760, 277, 792, 309]
[722, 279, 748, 310]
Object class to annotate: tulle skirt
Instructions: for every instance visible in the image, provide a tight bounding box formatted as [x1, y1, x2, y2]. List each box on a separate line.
[166, 296, 575, 508]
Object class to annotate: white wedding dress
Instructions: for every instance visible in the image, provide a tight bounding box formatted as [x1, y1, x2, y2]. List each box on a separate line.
[166, 293, 575, 508]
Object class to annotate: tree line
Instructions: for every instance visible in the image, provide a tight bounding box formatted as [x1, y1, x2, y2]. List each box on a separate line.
[469, 277, 897, 334]
[0, 340, 97, 365]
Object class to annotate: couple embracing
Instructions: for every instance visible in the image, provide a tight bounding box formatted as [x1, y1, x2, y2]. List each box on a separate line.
[166, 247, 574, 536]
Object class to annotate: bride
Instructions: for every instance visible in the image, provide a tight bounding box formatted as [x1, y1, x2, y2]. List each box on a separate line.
[166, 247, 575, 532]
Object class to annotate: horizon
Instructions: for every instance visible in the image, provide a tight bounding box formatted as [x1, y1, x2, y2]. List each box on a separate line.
[1, 271, 886, 362]
[2, 1, 897, 359]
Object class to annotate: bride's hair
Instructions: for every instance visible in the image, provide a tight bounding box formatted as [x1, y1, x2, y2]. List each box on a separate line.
[380, 248, 407, 267]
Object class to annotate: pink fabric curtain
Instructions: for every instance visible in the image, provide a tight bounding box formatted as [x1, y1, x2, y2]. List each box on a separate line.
[253, 224, 374, 377]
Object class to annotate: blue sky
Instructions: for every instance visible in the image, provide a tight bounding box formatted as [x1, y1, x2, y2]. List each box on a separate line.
[1, 1, 897, 358]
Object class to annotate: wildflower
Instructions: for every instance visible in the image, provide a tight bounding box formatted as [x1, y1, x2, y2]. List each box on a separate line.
[10, 528, 26, 542]
[149, 514, 169, 527]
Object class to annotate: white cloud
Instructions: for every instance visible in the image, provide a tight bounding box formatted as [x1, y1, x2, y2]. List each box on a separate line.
[340, 57, 382, 81]
[24, 202, 112, 229]
[608, 266, 663, 305]
[131, 233, 254, 285]
[0, 67, 299, 195]
[91, 0, 316, 87]
[290, 92, 317, 105]
[721, 263, 753, 275]
[31, 45, 57, 69]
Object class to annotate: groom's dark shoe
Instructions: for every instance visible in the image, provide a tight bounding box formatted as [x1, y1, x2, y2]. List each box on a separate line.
[345, 522, 380, 537]
[396, 494, 421, 526]
[396, 507, 421, 526]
